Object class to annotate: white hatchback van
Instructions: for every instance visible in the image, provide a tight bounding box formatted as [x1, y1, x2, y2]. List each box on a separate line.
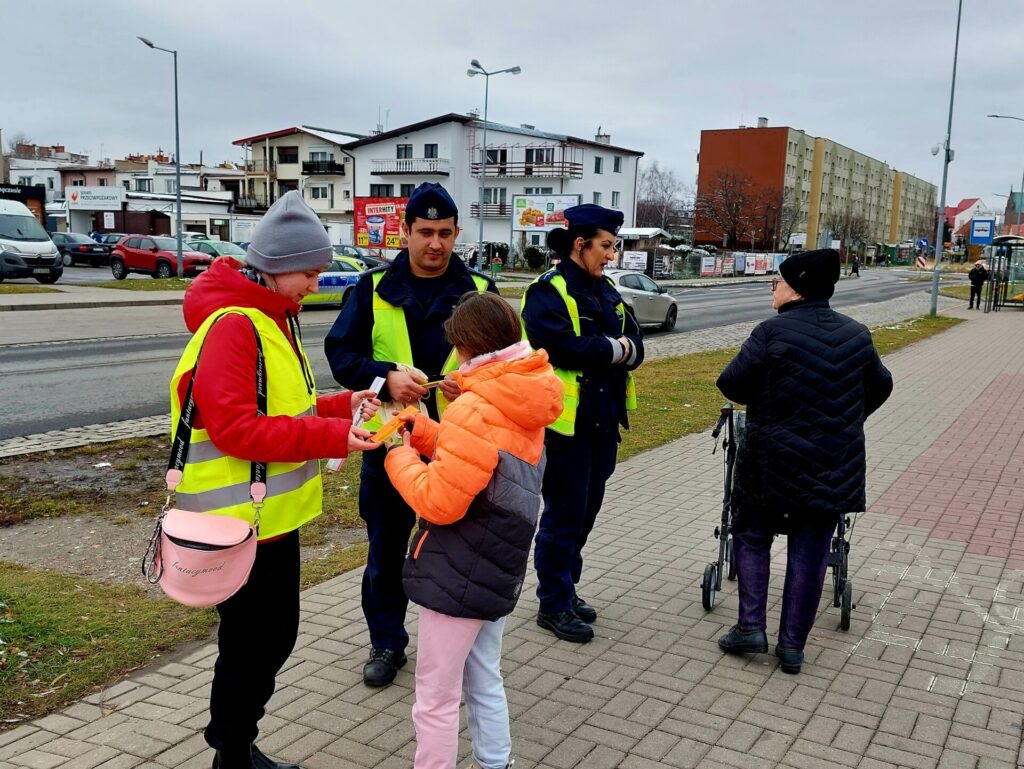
[0, 200, 62, 283]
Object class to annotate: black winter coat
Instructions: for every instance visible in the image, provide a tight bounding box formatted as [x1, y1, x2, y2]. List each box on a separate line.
[717, 299, 893, 531]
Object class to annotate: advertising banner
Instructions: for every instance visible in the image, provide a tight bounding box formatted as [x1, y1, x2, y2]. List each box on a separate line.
[622, 250, 647, 271]
[700, 256, 717, 277]
[103, 212, 115, 228]
[67, 186, 125, 211]
[773, 253, 787, 272]
[511, 194, 581, 232]
[721, 256, 735, 276]
[753, 255, 767, 275]
[354, 197, 408, 249]
[733, 254, 746, 274]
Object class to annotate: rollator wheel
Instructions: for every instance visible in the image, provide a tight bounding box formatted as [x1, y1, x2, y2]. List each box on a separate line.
[725, 536, 737, 581]
[840, 580, 853, 631]
[701, 563, 718, 611]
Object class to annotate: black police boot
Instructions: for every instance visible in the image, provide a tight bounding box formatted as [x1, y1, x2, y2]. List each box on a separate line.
[362, 647, 408, 687]
[571, 595, 598, 624]
[212, 745, 254, 769]
[774, 645, 804, 674]
[537, 611, 594, 643]
[717, 624, 769, 655]
[251, 744, 300, 769]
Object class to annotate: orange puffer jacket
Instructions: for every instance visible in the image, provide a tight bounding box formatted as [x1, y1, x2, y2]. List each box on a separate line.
[384, 348, 563, 620]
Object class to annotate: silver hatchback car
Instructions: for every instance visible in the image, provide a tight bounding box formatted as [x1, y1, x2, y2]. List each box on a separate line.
[604, 268, 678, 331]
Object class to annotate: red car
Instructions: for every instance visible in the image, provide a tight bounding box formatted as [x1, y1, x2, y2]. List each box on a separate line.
[109, 235, 212, 279]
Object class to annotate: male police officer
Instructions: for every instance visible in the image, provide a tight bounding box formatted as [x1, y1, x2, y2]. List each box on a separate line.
[325, 183, 497, 686]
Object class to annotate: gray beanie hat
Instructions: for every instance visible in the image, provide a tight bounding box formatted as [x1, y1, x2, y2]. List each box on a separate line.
[245, 190, 332, 274]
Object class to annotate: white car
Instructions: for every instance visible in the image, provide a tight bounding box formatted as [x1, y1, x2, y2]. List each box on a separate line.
[604, 268, 678, 331]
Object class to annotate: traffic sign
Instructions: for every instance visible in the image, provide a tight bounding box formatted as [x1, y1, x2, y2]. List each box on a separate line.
[970, 218, 995, 245]
[916, 237, 929, 248]
[915, 256, 927, 269]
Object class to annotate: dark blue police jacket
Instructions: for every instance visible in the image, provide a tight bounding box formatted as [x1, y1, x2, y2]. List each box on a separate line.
[521, 257, 644, 439]
[324, 250, 497, 472]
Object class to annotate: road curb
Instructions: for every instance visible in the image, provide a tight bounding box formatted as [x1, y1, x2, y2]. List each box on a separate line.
[0, 298, 185, 312]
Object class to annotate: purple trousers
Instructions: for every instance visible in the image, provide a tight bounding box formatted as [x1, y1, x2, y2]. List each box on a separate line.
[733, 518, 836, 650]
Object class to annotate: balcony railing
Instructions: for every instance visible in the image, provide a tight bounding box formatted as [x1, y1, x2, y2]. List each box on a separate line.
[302, 160, 346, 176]
[470, 160, 584, 179]
[371, 158, 451, 175]
[469, 203, 513, 218]
[235, 194, 270, 210]
[247, 159, 275, 174]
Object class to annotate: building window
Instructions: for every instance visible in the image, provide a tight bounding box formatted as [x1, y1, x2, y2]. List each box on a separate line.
[309, 185, 329, 200]
[370, 184, 394, 197]
[136, 179, 152, 192]
[530, 234, 541, 246]
[400, 184, 416, 198]
[594, 156, 604, 174]
[611, 191, 621, 208]
[524, 187, 554, 195]
[613, 156, 622, 173]
[424, 143, 438, 159]
[483, 187, 507, 205]
[309, 150, 332, 162]
[525, 147, 554, 165]
[343, 189, 351, 199]
[396, 144, 413, 159]
[17, 176, 31, 185]
[70, 179, 84, 187]
[122, 180, 131, 190]
[98, 178, 108, 186]
[278, 147, 299, 164]
[593, 191, 602, 205]
[165, 180, 176, 193]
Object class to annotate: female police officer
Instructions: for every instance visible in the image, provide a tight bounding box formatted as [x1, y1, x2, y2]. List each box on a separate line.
[521, 204, 644, 643]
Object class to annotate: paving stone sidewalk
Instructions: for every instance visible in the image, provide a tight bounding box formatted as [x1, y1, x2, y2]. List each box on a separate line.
[3, 304, 1022, 768]
[0, 291, 960, 459]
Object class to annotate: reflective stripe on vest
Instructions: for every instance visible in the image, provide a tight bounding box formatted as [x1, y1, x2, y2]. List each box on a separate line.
[525, 270, 637, 437]
[364, 270, 490, 431]
[168, 307, 322, 540]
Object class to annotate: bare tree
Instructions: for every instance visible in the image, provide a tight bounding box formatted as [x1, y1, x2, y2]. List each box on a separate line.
[5, 132, 33, 155]
[824, 204, 870, 260]
[694, 168, 757, 248]
[754, 185, 801, 251]
[635, 161, 689, 231]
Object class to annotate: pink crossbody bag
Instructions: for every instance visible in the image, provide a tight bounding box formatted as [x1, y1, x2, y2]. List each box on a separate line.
[142, 314, 267, 607]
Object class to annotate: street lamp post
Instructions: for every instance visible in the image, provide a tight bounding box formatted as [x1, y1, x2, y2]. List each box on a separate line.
[138, 36, 183, 279]
[930, 0, 963, 317]
[987, 114, 1024, 236]
[467, 60, 521, 266]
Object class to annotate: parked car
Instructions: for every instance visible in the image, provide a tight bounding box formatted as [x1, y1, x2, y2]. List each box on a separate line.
[187, 239, 248, 261]
[301, 256, 363, 306]
[95, 232, 127, 247]
[52, 231, 111, 267]
[109, 235, 212, 279]
[332, 245, 369, 271]
[0, 200, 62, 284]
[604, 268, 677, 331]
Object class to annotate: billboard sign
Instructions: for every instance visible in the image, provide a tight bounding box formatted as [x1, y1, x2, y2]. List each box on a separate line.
[970, 218, 995, 245]
[67, 186, 125, 211]
[622, 250, 647, 271]
[354, 197, 408, 249]
[512, 194, 580, 232]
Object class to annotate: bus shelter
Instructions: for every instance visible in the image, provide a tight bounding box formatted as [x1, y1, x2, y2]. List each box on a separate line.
[983, 235, 1024, 311]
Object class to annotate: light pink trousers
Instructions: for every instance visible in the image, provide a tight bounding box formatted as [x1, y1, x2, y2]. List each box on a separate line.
[413, 606, 510, 769]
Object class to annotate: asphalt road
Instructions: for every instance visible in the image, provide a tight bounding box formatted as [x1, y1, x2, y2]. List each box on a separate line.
[0, 270, 942, 438]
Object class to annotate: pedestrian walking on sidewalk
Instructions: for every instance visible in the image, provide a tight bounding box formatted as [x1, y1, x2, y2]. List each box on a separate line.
[850, 256, 860, 278]
[715, 248, 892, 674]
[521, 204, 644, 643]
[325, 183, 497, 687]
[170, 191, 382, 769]
[384, 292, 562, 769]
[968, 260, 989, 309]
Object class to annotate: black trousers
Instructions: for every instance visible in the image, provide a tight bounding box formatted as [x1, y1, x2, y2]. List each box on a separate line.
[969, 284, 982, 308]
[204, 530, 300, 751]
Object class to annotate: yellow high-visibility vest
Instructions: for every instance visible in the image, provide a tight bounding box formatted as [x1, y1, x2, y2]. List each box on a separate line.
[524, 270, 637, 436]
[168, 307, 321, 540]
[364, 270, 490, 431]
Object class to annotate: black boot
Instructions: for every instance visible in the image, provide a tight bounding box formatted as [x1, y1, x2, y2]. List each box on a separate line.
[774, 645, 804, 674]
[717, 624, 769, 654]
[251, 744, 300, 769]
[537, 611, 594, 643]
[571, 595, 598, 624]
[362, 647, 408, 687]
[212, 745, 254, 769]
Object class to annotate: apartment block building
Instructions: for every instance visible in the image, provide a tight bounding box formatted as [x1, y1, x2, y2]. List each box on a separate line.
[696, 119, 937, 250]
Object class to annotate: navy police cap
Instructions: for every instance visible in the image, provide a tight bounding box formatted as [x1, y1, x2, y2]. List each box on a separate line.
[405, 182, 458, 222]
[563, 203, 624, 235]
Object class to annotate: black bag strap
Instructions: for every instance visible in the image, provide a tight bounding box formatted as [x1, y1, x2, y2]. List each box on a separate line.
[165, 311, 268, 509]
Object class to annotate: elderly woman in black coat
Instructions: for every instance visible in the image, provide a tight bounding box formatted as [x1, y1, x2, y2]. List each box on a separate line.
[715, 249, 893, 674]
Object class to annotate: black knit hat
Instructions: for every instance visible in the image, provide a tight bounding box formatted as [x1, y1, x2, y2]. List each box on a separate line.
[779, 249, 841, 300]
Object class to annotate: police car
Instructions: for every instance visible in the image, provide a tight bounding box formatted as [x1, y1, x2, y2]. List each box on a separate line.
[301, 256, 363, 306]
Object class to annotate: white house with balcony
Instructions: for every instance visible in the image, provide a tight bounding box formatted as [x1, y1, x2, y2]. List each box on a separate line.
[342, 113, 643, 253]
[232, 126, 367, 242]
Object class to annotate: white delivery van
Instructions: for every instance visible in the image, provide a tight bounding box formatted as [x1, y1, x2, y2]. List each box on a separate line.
[0, 200, 62, 283]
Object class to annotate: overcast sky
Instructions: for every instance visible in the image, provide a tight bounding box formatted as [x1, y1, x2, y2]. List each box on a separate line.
[6, 0, 1024, 209]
